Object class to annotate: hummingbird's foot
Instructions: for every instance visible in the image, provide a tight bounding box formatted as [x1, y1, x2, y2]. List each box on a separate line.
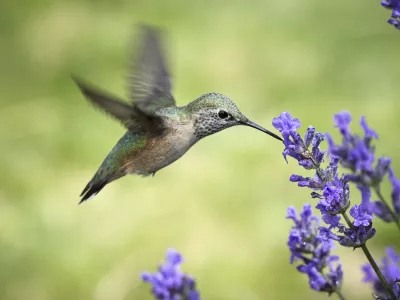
[151, 172, 156, 177]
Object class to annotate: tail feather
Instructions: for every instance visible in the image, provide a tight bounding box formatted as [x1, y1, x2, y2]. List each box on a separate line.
[79, 171, 125, 204]
[79, 180, 108, 204]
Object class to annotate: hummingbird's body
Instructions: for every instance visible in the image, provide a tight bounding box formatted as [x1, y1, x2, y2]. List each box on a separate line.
[94, 108, 194, 178]
[75, 26, 282, 203]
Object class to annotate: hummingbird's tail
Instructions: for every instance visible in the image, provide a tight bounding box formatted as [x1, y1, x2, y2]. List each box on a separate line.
[79, 180, 107, 203]
[79, 171, 125, 204]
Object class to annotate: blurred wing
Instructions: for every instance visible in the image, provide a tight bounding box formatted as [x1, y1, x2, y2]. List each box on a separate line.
[73, 77, 165, 133]
[128, 25, 175, 114]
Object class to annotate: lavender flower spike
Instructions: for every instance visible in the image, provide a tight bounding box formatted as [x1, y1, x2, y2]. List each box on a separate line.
[319, 194, 376, 249]
[141, 249, 201, 300]
[316, 176, 350, 216]
[381, 0, 400, 30]
[374, 167, 400, 223]
[272, 112, 328, 179]
[389, 168, 400, 216]
[327, 112, 378, 179]
[287, 204, 343, 294]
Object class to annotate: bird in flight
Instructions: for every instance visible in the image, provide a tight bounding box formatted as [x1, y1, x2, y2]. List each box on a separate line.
[73, 25, 282, 203]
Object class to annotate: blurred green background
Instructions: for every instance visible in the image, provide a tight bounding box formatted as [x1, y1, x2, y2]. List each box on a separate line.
[1, 0, 400, 299]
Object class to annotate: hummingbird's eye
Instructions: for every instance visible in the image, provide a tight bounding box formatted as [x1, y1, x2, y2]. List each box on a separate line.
[218, 110, 229, 119]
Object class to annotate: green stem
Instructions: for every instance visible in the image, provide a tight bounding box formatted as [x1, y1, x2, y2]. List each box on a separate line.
[374, 187, 400, 233]
[334, 290, 346, 300]
[360, 245, 397, 300]
[341, 212, 397, 300]
[340, 211, 351, 226]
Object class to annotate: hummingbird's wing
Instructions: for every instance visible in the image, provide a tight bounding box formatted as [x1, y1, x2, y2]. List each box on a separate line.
[128, 25, 176, 115]
[73, 77, 164, 133]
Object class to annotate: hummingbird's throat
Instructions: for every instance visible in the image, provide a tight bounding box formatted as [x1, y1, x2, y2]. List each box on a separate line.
[192, 112, 235, 139]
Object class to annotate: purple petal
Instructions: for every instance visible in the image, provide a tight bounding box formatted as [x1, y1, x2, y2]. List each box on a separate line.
[304, 126, 315, 148]
[272, 112, 301, 132]
[372, 201, 394, 222]
[389, 168, 400, 214]
[360, 116, 378, 140]
[286, 206, 298, 221]
[358, 185, 372, 212]
[166, 248, 183, 265]
[333, 111, 352, 137]
[322, 214, 341, 227]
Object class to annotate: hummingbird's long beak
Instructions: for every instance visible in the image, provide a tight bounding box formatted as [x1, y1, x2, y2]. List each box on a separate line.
[242, 120, 283, 141]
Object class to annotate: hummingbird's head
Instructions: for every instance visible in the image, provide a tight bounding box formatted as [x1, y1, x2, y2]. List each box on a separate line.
[187, 92, 283, 141]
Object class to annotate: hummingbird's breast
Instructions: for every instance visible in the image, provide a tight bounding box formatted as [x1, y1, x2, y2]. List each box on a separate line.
[124, 118, 198, 175]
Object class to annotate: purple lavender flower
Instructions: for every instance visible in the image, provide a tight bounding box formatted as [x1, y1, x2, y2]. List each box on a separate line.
[287, 204, 343, 293]
[389, 168, 400, 215]
[274, 111, 377, 247]
[327, 112, 379, 176]
[322, 214, 341, 229]
[350, 205, 374, 227]
[381, 0, 400, 30]
[360, 116, 378, 141]
[362, 247, 400, 299]
[312, 133, 325, 165]
[272, 112, 301, 133]
[315, 177, 350, 216]
[319, 222, 376, 249]
[374, 157, 392, 183]
[141, 249, 201, 300]
[304, 126, 315, 148]
[372, 200, 395, 223]
[350, 140, 375, 173]
[290, 174, 324, 189]
[333, 111, 352, 139]
[328, 112, 391, 188]
[287, 204, 319, 263]
[372, 167, 400, 223]
[277, 110, 400, 298]
[273, 112, 324, 167]
[358, 185, 373, 211]
[325, 112, 398, 224]
[319, 184, 374, 249]
[273, 112, 337, 188]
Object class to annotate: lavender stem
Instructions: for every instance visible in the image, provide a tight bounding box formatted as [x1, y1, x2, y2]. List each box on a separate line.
[341, 211, 397, 300]
[335, 290, 346, 300]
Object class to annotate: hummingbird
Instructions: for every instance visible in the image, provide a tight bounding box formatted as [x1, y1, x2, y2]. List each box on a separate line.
[74, 25, 282, 203]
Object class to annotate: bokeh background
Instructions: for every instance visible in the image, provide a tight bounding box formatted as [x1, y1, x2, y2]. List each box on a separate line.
[1, 0, 400, 299]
